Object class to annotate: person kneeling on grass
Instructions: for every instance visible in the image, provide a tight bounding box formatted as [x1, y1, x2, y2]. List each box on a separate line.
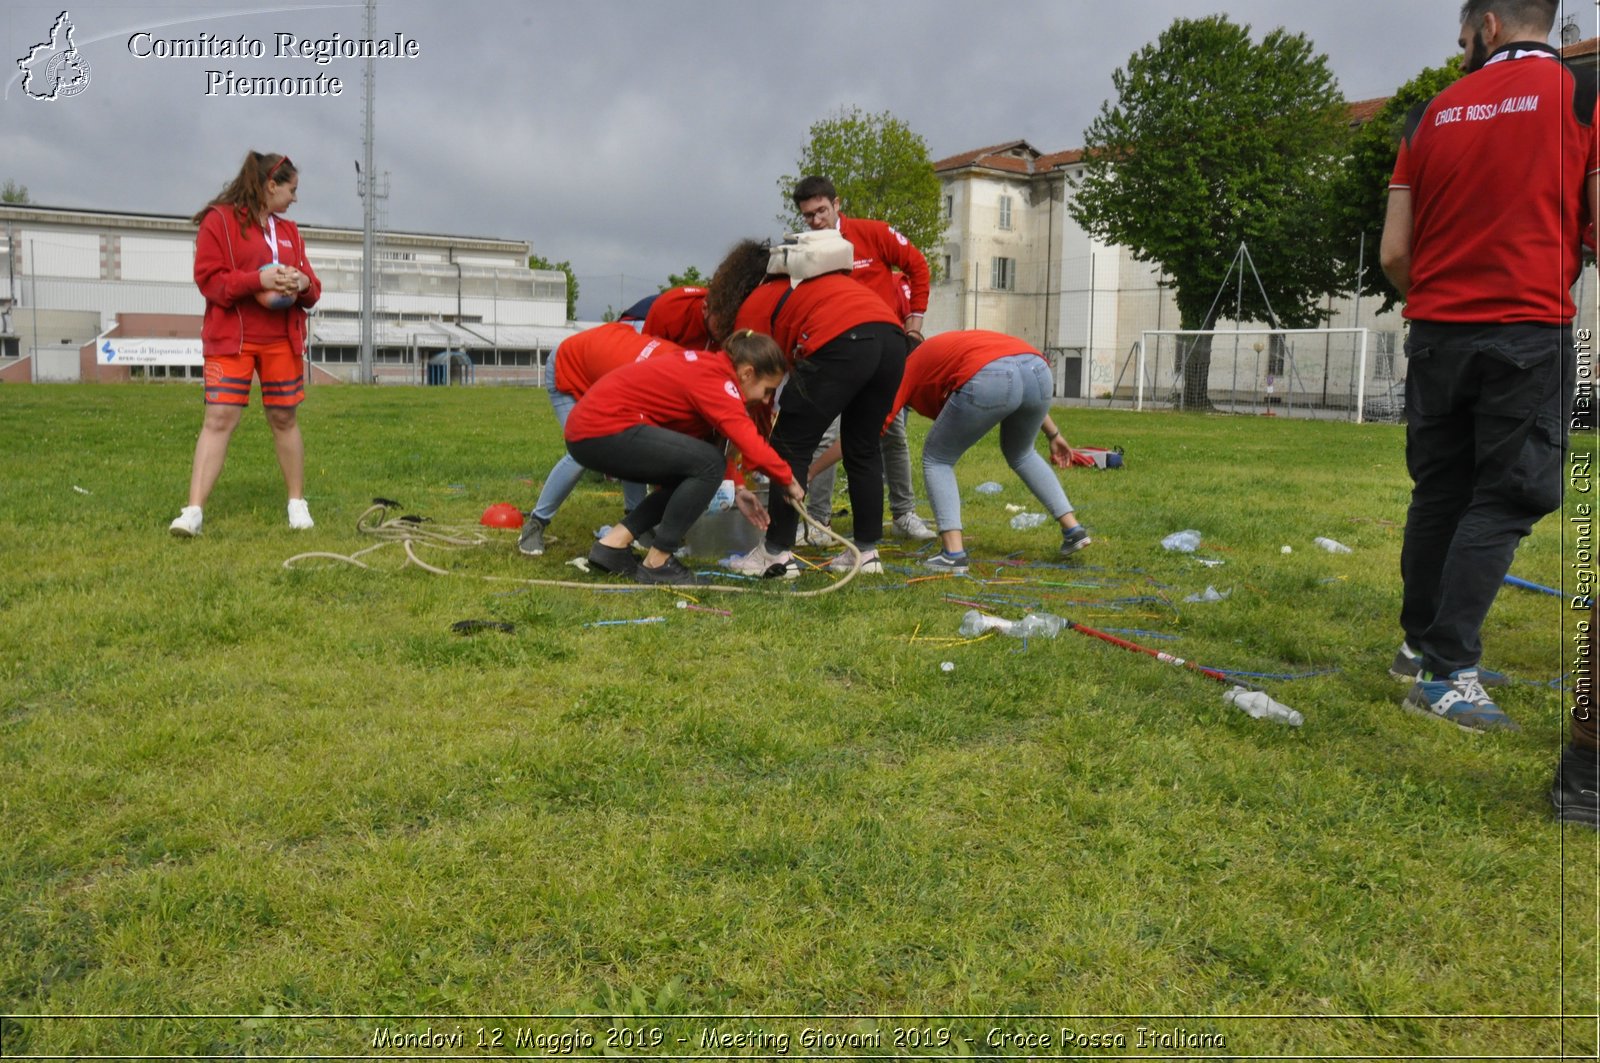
[562, 330, 804, 586]
[814, 329, 1089, 575]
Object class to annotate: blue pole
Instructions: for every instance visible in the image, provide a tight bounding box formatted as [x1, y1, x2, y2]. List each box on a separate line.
[1503, 574, 1560, 597]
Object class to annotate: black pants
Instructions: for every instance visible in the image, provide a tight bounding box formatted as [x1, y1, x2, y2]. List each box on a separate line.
[567, 426, 724, 554]
[765, 322, 907, 550]
[1400, 320, 1572, 674]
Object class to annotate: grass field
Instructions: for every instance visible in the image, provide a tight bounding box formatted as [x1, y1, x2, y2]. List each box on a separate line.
[0, 382, 1595, 1058]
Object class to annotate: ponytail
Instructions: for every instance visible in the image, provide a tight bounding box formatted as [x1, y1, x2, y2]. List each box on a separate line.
[191, 150, 296, 230]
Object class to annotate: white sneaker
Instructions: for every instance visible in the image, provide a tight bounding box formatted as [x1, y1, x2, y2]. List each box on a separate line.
[892, 511, 937, 541]
[796, 520, 833, 547]
[828, 547, 883, 574]
[722, 541, 800, 579]
[169, 506, 203, 537]
[287, 498, 314, 530]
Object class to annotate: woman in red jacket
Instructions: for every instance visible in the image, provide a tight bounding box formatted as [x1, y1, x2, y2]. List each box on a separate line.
[169, 151, 321, 537]
[564, 330, 804, 586]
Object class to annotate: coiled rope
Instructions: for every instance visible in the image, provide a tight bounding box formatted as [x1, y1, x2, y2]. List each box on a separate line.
[284, 499, 866, 596]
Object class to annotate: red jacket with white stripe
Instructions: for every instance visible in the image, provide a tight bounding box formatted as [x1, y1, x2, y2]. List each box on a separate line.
[839, 213, 929, 320]
[193, 206, 321, 356]
[564, 347, 794, 485]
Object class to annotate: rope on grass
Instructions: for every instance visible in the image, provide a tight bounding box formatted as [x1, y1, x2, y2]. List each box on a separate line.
[283, 499, 867, 597]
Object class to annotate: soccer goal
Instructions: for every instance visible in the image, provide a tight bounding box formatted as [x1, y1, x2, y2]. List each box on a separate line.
[1119, 328, 1398, 423]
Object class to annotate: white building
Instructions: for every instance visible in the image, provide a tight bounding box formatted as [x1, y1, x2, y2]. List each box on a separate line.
[0, 203, 573, 385]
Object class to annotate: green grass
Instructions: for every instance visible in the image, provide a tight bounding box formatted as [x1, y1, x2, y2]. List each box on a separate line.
[0, 383, 1594, 1057]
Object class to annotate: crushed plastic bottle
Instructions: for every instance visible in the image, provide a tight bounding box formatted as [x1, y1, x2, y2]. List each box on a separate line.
[1223, 685, 1304, 727]
[959, 609, 1063, 639]
[975, 481, 1004, 495]
[1009, 512, 1048, 530]
[1162, 529, 1202, 552]
[1183, 585, 1231, 603]
[1013, 612, 1065, 639]
[1313, 536, 1352, 554]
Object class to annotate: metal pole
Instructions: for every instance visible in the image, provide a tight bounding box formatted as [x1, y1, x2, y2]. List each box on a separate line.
[29, 238, 39, 383]
[357, 0, 377, 385]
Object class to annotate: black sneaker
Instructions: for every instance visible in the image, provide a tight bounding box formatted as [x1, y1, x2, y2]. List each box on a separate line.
[634, 554, 705, 586]
[587, 541, 639, 576]
[517, 514, 547, 556]
[1551, 747, 1600, 828]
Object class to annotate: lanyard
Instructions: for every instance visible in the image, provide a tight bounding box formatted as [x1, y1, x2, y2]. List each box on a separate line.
[265, 215, 280, 266]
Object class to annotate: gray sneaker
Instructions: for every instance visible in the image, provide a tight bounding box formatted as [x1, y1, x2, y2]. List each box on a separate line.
[517, 514, 547, 556]
[892, 511, 937, 541]
[1060, 525, 1091, 556]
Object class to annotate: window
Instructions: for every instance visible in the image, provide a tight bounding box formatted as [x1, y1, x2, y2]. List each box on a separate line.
[990, 256, 1015, 291]
[941, 254, 952, 279]
[998, 195, 1013, 231]
[943, 194, 953, 221]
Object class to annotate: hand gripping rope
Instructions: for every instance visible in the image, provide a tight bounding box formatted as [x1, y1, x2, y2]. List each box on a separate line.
[283, 498, 867, 597]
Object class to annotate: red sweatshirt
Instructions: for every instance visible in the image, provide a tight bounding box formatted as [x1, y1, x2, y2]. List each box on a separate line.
[643, 286, 715, 349]
[889, 330, 1046, 422]
[193, 205, 321, 357]
[564, 348, 794, 485]
[838, 214, 930, 320]
[733, 274, 901, 363]
[553, 322, 683, 397]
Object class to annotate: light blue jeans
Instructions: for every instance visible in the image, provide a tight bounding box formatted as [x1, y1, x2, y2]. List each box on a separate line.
[921, 354, 1071, 533]
[532, 344, 646, 522]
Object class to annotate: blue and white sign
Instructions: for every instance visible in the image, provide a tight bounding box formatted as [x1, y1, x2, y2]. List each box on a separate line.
[98, 338, 203, 366]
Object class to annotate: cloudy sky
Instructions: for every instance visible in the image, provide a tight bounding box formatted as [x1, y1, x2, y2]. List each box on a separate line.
[3, 1, 1591, 318]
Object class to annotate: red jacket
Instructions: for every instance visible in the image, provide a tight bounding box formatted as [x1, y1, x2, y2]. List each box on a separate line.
[553, 322, 683, 397]
[564, 348, 794, 485]
[838, 214, 929, 320]
[193, 206, 321, 356]
[733, 274, 901, 363]
[643, 286, 714, 350]
[889, 330, 1046, 423]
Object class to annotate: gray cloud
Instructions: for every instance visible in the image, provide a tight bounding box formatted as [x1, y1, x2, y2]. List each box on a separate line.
[2, 0, 1563, 318]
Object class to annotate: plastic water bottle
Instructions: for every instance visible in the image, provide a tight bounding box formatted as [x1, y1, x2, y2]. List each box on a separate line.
[707, 479, 736, 513]
[1162, 529, 1202, 552]
[975, 481, 1003, 495]
[1313, 537, 1352, 554]
[1012, 612, 1064, 639]
[1009, 512, 1048, 530]
[1223, 686, 1304, 727]
[959, 610, 1014, 637]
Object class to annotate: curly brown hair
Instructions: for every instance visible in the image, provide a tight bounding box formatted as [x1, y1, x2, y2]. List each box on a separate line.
[704, 238, 775, 348]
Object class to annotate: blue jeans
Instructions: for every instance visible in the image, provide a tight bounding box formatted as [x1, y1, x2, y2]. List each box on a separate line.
[532, 345, 645, 522]
[921, 355, 1072, 534]
[1400, 320, 1571, 674]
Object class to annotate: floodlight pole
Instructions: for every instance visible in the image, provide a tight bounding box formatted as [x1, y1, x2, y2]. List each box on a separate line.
[357, 0, 378, 385]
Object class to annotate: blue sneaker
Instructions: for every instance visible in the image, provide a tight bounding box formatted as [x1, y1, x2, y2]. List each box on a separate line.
[1389, 641, 1508, 686]
[922, 550, 969, 575]
[1403, 669, 1520, 733]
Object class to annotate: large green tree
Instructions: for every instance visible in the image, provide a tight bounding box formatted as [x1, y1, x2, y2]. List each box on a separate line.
[778, 105, 943, 274]
[1070, 15, 1349, 408]
[528, 253, 578, 321]
[1330, 58, 1462, 313]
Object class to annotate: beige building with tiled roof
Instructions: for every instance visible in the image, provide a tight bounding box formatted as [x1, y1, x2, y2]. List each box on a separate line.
[929, 40, 1600, 404]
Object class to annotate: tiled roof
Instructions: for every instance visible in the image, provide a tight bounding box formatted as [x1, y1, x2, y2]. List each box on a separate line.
[1562, 34, 1599, 59]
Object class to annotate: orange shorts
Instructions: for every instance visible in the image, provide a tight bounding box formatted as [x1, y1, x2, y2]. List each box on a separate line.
[204, 339, 304, 407]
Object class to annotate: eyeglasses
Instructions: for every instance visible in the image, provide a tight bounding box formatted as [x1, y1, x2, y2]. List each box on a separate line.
[267, 155, 293, 180]
[800, 206, 833, 222]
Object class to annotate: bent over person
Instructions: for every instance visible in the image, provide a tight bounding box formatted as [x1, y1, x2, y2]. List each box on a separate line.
[1379, 0, 1596, 749]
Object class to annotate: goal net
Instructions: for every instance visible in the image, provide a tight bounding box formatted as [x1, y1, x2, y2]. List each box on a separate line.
[1112, 328, 1400, 423]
